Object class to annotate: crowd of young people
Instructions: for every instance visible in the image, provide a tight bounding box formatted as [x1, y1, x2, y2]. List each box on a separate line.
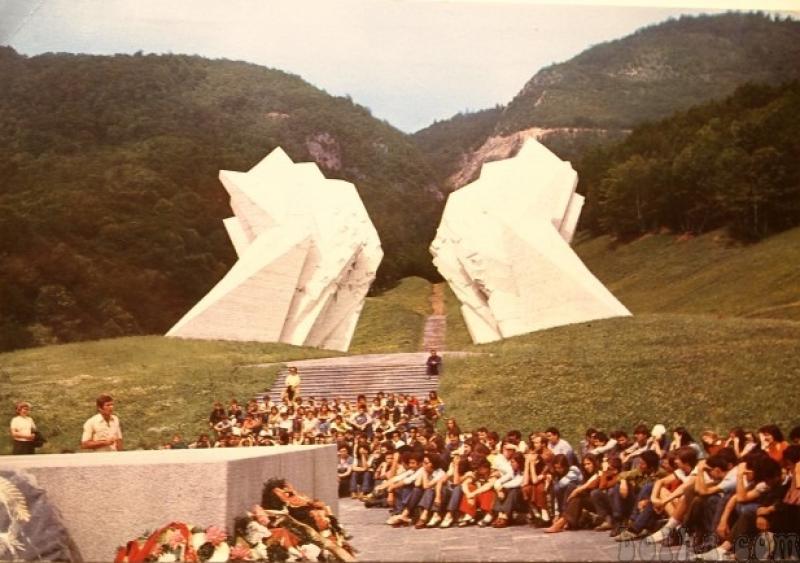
[133, 384, 800, 560]
[168, 389, 445, 450]
[327, 396, 799, 561]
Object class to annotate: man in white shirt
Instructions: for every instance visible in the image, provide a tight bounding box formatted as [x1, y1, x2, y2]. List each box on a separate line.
[546, 427, 575, 463]
[81, 394, 123, 451]
[284, 367, 301, 401]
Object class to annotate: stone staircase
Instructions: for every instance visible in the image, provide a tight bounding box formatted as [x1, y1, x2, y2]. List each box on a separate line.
[256, 284, 455, 404]
[255, 353, 439, 403]
[422, 314, 446, 352]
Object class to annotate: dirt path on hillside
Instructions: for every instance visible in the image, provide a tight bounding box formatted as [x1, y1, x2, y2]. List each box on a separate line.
[430, 283, 446, 315]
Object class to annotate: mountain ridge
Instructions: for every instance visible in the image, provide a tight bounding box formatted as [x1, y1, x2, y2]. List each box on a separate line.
[414, 12, 800, 186]
[0, 47, 443, 350]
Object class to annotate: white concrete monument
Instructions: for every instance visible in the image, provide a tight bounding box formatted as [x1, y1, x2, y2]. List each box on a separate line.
[167, 147, 382, 351]
[430, 138, 631, 344]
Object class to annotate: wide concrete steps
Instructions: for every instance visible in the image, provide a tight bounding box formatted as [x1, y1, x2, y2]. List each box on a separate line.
[256, 357, 439, 403]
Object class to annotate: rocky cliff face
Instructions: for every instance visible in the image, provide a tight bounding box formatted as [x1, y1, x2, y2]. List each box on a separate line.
[447, 126, 621, 190]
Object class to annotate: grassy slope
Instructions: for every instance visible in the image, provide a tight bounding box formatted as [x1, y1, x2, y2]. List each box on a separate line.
[349, 277, 432, 354]
[438, 229, 800, 444]
[3, 230, 799, 453]
[0, 337, 334, 453]
[440, 314, 800, 446]
[443, 284, 473, 351]
[574, 227, 800, 320]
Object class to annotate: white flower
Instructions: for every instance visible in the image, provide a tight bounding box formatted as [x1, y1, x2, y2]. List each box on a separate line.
[299, 543, 322, 560]
[245, 520, 271, 545]
[252, 543, 268, 560]
[190, 532, 207, 552]
[208, 542, 230, 562]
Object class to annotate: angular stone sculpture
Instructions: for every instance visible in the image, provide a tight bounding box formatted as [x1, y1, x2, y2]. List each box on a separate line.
[167, 147, 382, 352]
[430, 138, 631, 344]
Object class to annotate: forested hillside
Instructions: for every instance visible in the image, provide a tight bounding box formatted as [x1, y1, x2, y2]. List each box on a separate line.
[415, 12, 800, 187]
[499, 12, 800, 131]
[578, 81, 800, 241]
[412, 106, 503, 185]
[0, 48, 443, 351]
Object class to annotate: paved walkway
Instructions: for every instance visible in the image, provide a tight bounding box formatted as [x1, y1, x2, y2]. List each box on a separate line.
[422, 283, 447, 351]
[339, 498, 629, 562]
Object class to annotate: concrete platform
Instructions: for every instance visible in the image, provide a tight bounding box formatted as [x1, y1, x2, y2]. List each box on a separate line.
[3, 445, 336, 562]
[339, 498, 630, 562]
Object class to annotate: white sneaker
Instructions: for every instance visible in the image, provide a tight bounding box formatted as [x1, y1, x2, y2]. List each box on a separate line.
[427, 513, 442, 527]
[695, 547, 729, 561]
[645, 526, 672, 544]
[386, 514, 401, 525]
[439, 514, 454, 528]
[541, 509, 550, 522]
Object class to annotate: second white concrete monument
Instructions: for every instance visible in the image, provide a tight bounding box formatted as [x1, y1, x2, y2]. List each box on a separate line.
[167, 147, 382, 351]
[430, 139, 631, 344]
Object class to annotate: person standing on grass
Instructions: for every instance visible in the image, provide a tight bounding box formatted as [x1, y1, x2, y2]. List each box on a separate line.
[81, 393, 123, 452]
[425, 350, 442, 379]
[10, 401, 37, 455]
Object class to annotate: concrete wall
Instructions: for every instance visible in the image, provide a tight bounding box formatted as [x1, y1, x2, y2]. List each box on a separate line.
[2, 445, 337, 562]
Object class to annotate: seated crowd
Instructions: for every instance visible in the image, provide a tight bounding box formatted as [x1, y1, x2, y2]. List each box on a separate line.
[329, 401, 800, 561]
[166, 388, 798, 559]
[160, 389, 445, 449]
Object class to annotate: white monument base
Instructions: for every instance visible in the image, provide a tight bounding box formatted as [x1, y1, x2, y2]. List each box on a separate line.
[2, 446, 336, 562]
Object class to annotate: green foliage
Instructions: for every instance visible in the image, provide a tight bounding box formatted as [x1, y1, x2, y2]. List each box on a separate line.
[415, 13, 800, 187]
[574, 227, 800, 321]
[349, 277, 432, 354]
[440, 313, 800, 446]
[499, 13, 800, 132]
[412, 106, 503, 183]
[0, 336, 336, 453]
[443, 284, 473, 351]
[579, 81, 800, 240]
[0, 47, 444, 351]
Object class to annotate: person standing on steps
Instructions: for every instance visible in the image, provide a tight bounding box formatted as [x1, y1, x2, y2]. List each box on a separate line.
[426, 350, 442, 380]
[283, 366, 301, 402]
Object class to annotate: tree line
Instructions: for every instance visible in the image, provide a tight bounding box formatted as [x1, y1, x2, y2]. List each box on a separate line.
[578, 81, 800, 242]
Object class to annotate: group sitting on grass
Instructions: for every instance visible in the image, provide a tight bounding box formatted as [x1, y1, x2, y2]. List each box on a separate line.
[332, 406, 799, 562]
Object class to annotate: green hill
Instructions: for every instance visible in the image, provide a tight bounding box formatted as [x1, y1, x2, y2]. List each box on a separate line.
[414, 12, 800, 185]
[438, 227, 800, 442]
[440, 313, 799, 446]
[574, 227, 800, 322]
[412, 107, 503, 185]
[349, 277, 432, 354]
[4, 227, 798, 451]
[577, 80, 800, 241]
[499, 12, 800, 131]
[0, 337, 335, 454]
[0, 47, 443, 351]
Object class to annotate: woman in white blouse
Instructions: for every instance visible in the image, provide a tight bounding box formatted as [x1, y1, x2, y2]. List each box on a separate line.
[10, 401, 36, 455]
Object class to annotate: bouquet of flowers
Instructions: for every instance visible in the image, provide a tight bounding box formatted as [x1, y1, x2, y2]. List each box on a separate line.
[114, 522, 230, 562]
[114, 480, 355, 562]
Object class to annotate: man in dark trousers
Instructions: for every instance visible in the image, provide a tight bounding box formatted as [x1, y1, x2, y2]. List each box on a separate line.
[425, 350, 442, 379]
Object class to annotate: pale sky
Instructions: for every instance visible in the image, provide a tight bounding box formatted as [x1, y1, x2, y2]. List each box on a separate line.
[1, 0, 797, 132]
